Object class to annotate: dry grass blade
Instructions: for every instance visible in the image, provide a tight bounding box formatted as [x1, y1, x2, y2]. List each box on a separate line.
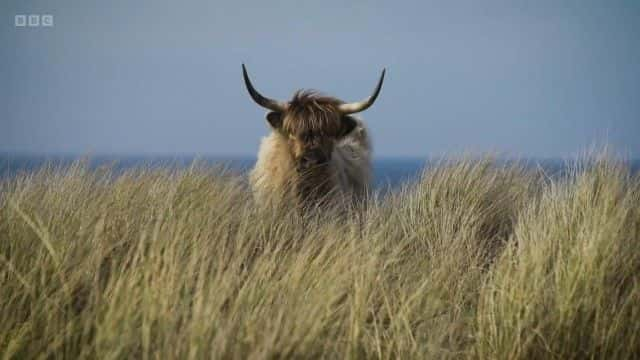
[0, 155, 638, 359]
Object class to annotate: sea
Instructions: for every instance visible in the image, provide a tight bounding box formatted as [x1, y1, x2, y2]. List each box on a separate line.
[1, 154, 639, 189]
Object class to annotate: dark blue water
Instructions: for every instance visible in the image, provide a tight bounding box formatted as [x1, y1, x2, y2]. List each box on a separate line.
[1, 154, 638, 188]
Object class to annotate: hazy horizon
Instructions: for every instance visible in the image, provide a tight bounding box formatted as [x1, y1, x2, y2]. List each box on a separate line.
[3, 0, 639, 158]
[4, 150, 639, 161]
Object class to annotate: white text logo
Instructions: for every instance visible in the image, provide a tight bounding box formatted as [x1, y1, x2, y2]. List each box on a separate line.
[15, 14, 54, 27]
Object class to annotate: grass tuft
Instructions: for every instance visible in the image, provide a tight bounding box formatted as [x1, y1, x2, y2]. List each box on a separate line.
[1, 155, 638, 359]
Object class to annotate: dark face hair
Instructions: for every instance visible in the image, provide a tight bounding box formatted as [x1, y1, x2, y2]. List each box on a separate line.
[266, 91, 358, 173]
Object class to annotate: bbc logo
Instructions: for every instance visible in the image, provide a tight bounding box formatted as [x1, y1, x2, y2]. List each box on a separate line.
[15, 14, 54, 27]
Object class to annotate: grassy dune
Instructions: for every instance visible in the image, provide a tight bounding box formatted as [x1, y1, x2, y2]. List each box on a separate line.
[1, 156, 639, 359]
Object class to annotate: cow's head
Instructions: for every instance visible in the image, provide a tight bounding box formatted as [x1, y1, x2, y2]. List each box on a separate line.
[242, 64, 385, 174]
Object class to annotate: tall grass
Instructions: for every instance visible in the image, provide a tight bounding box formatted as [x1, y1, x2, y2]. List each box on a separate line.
[0, 156, 638, 359]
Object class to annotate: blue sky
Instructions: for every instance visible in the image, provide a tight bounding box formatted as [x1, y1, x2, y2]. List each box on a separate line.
[2, 0, 639, 157]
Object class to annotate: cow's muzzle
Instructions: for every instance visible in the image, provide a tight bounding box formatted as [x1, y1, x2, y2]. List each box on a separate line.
[297, 149, 330, 172]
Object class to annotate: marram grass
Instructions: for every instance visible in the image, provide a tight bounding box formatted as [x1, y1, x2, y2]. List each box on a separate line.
[0, 156, 638, 359]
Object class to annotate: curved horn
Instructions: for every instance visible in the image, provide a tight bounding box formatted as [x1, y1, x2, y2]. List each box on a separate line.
[242, 64, 288, 112]
[338, 68, 386, 114]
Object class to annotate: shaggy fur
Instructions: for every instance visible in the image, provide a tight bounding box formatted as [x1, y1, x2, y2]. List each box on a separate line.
[250, 92, 372, 208]
[283, 91, 344, 137]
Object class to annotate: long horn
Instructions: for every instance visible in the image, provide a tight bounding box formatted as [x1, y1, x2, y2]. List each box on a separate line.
[338, 68, 386, 114]
[242, 64, 288, 112]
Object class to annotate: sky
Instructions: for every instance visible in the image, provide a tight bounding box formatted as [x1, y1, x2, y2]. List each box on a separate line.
[2, 0, 639, 158]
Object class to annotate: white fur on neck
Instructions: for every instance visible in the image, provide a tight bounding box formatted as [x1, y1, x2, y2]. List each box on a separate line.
[250, 118, 372, 206]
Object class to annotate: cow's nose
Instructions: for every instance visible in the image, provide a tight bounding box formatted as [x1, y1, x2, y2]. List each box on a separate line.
[298, 151, 328, 171]
[299, 156, 319, 169]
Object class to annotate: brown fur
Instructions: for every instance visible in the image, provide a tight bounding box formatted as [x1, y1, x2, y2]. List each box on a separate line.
[282, 91, 344, 138]
[251, 90, 372, 208]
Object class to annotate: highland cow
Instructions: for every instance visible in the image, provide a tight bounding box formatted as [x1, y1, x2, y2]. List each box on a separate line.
[243, 64, 385, 208]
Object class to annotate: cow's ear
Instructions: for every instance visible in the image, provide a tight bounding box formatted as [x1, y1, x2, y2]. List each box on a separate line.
[266, 112, 283, 129]
[339, 115, 358, 138]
